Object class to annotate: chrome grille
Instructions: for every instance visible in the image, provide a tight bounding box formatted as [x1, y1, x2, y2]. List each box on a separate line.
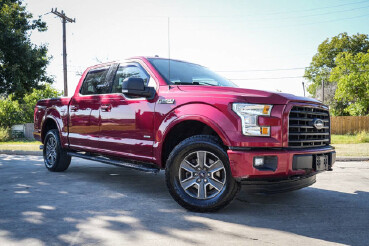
[288, 106, 330, 148]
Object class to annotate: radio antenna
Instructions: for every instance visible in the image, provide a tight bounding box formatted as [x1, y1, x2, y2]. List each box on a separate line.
[168, 17, 171, 83]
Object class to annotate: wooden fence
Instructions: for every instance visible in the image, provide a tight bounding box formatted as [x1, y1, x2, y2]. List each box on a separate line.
[330, 116, 369, 134]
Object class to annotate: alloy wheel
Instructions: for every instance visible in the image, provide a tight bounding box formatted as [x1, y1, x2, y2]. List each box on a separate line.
[45, 136, 57, 167]
[179, 151, 226, 199]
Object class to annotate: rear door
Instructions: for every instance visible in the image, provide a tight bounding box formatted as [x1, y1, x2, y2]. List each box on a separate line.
[68, 65, 111, 151]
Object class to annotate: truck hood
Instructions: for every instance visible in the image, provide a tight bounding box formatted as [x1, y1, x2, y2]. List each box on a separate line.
[176, 86, 322, 105]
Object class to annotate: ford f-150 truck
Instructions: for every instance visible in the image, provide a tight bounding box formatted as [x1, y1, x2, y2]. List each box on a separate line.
[34, 57, 336, 212]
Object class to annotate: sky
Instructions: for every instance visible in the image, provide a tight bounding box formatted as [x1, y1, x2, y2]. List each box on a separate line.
[25, 0, 369, 97]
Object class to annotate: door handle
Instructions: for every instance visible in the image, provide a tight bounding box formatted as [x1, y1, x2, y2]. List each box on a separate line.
[70, 105, 78, 112]
[101, 104, 112, 112]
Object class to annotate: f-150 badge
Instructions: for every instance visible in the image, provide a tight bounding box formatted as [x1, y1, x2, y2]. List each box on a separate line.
[158, 99, 175, 104]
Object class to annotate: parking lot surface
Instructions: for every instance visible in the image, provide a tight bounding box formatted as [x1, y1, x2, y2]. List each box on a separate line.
[0, 154, 368, 246]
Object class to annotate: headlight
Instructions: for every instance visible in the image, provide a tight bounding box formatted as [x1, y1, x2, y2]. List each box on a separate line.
[232, 103, 273, 136]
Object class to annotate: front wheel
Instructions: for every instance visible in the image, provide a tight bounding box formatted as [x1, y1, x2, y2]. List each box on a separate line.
[43, 129, 71, 172]
[165, 135, 240, 212]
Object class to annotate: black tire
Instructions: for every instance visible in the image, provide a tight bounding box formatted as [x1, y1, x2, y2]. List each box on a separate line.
[165, 135, 240, 212]
[43, 129, 71, 172]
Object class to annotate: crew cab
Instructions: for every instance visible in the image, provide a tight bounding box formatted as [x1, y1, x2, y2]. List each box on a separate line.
[34, 57, 336, 212]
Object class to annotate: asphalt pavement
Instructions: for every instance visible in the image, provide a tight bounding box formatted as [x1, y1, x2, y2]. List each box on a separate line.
[0, 154, 368, 246]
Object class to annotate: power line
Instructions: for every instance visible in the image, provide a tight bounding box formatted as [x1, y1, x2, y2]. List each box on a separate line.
[104, 0, 369, 21]
[228, 69, 369, 80]
[213, 11, 369, 29]
[121, 11, 369, 30]
[229, 76, 304, 80]
[167, 0, 369, 18]
[249, 0, 369, 16]
[41, 12, 52, 17]
[272, 12, 369, 28]
[216, 67, 307, 72]
[259, 4, 369, 22]
[208, 3, 369, 23]
[94, 4, 369, 31]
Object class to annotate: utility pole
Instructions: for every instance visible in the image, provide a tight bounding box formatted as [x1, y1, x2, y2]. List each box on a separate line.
[302, 81, 305, 97]
[322, 78, 325, 104]
[51, 8, 75, 97]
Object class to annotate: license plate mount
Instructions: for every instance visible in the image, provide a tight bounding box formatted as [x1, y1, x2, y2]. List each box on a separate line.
[314, 155, 329, 171]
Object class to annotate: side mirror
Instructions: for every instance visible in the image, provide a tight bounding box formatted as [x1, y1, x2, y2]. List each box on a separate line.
[122, 77, 155, 98]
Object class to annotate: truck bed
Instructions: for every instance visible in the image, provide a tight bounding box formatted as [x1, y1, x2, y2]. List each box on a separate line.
[34, 97, 71, 145]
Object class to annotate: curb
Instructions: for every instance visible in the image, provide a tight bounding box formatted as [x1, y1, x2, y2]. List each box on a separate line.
[336, 157, 369, 162]
[0, 150, 42, 156]
[0, 150, 368, 162]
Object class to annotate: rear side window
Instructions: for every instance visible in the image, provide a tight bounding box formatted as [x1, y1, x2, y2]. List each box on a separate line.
[80, 66, 110, 95]
[111, 64, 149, 93]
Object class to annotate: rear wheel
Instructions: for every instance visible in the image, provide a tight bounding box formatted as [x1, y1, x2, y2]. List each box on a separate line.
[43, 129, 71, 172]
[165, 135, 240, 212]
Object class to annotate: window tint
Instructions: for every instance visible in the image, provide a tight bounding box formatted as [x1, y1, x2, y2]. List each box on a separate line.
[148, 58, 237, 87]
[111, 64, 149, 93]
[80, 66, 110, 95]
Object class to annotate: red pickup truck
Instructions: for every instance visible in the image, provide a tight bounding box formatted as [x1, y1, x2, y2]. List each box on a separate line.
[34, 57, 335, 212]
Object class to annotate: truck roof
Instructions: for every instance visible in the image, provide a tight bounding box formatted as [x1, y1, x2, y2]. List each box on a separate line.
[86, 56, 201, 70]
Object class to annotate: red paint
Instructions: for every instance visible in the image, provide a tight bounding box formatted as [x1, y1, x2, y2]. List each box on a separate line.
[34, 56, 335, 180]
[228, 146, 334, 178]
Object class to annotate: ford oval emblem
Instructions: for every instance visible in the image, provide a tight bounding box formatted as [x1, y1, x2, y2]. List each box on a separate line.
[313, 119, 324, 130]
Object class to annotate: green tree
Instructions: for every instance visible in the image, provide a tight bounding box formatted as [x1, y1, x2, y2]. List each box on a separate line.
[304, 33, 369, 114]
[0, 84, 61, 127]
[0, 0, 52, 99]
[330, 52, 369, 116]
[0, 94, 23, 127]
[22, 84, 61, 122]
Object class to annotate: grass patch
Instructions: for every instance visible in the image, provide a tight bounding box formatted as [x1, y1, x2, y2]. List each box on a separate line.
[333, 143, 369, 157]
[0, 140, 39, 145]
[0, 140, 40, 151]
[331, 131, 369, 144]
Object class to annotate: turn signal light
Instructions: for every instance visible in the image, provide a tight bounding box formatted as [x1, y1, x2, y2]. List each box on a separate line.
[262, 105, 271, 115]
[260, 127, 270, 136]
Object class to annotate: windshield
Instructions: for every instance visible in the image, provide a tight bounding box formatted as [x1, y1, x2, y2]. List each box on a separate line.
[148, 58, 237, 87]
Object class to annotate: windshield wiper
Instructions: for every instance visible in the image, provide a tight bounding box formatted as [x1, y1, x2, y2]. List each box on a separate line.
[173, 81, 217, 86]
[195, 81, 217, 86]
[173, 82, 193, 85]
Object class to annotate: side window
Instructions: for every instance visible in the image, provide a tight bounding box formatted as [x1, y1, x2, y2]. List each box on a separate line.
[111, 64, 149, 93]
[80, 66, 110, 95]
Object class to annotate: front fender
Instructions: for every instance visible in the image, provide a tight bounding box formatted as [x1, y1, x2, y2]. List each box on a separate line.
[154, 103, 236, 165]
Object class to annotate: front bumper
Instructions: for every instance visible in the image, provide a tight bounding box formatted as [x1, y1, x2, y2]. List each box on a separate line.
[241, 173, 316, 194]
[227, 146, 336, 179]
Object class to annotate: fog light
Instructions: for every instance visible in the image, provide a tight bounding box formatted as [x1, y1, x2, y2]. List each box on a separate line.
[254, 157, 264, 167]
[253, 156, 278, 171]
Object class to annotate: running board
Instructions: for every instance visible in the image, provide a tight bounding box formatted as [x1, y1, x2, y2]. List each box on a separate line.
[67, 152, 160, 174]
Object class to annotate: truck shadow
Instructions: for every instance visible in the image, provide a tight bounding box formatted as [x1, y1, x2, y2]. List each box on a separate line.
[0, 155, 368, 245]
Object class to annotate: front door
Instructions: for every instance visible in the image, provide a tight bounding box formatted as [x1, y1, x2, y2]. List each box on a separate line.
[98, 63, 156, 161]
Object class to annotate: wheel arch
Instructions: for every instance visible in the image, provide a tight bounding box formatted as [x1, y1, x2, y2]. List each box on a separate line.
[41, 116, 61, 144]
[157, 103, 234, 168]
